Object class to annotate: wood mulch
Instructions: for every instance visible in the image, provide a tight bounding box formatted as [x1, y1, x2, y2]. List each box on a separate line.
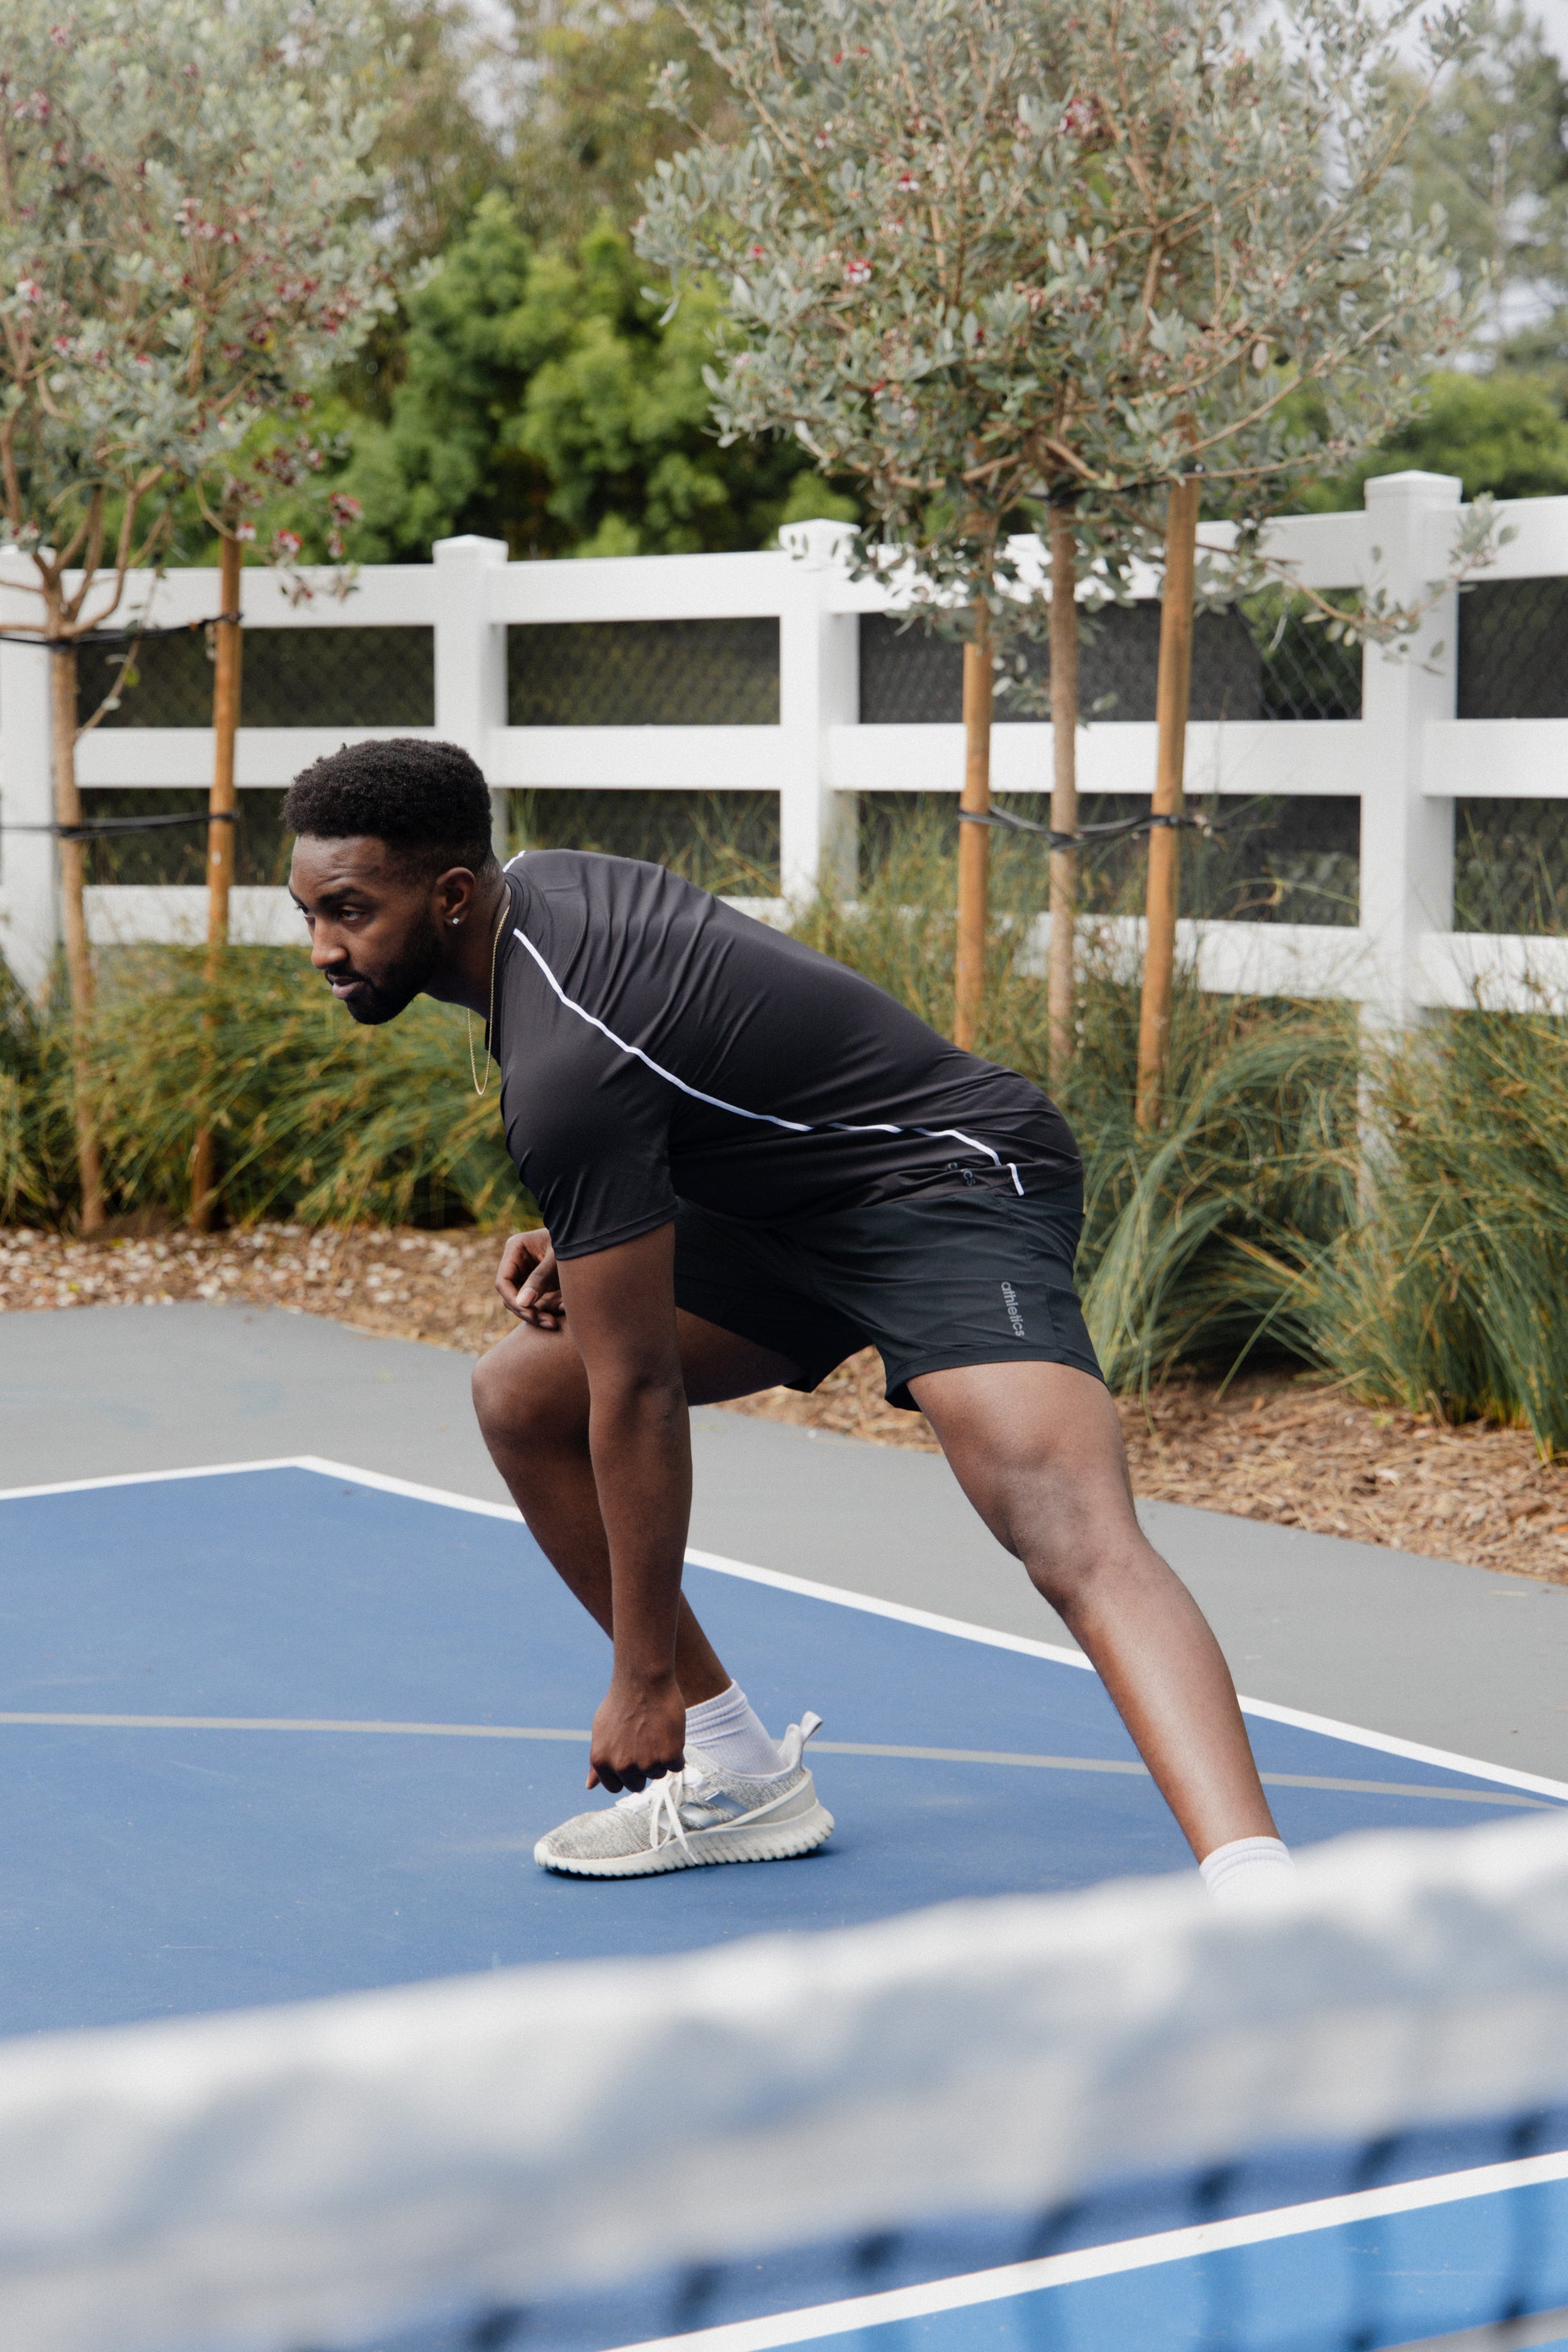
[5, 1220, 1568, 1584]
[0, 1220, 514, 1357]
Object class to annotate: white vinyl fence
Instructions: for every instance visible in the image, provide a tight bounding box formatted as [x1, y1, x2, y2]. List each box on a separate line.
[3, 467, 1568, 1019]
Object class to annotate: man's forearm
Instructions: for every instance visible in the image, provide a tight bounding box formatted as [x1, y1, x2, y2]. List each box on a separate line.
[587, 1376, 693, 1683]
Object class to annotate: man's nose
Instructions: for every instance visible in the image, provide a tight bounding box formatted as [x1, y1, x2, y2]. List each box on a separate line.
[309, 930, 346, 971]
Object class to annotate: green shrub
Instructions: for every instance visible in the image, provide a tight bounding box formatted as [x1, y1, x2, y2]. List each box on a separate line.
[1064, 977, 1358, 1395]
[1308, 1006, 1568, 1455]
[0, 962, 72, 1226]
[2, 946, 523, 1232]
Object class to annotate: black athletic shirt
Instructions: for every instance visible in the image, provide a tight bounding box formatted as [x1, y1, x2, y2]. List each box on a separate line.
[487, 852, 1080, 1259]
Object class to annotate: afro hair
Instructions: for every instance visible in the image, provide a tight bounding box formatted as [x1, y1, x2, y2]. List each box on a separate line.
[283, 737, 496, 879]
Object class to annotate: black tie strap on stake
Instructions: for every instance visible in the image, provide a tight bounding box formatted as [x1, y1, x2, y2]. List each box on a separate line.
[0, 613, 242, 650]
[957, 803, 1263, 852]
[0, 810, 239, 840]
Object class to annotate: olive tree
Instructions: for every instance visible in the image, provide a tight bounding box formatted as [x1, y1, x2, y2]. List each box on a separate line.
[1033, 0, 1486, 1122]
[637, 0, 1482, 1084]
[640, 0, 1110, 1057]
[0, 0, 387, 1226]
[188, 427, 363, 1230]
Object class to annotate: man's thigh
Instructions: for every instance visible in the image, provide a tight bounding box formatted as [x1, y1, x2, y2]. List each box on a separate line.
[909, 1358, 1139, 1563]
[678, 1309, 807, 1404]
[475, 1308, 803, 1426]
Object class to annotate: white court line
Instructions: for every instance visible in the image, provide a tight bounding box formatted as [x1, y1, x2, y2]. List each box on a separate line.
[6, 1453, 1568, 1806]
[0, 1714, 1547, 1806]
[0, 1454, 315, 1506]
[612, 2147, 1568, 2352]
[0, 1715, 589, 1740]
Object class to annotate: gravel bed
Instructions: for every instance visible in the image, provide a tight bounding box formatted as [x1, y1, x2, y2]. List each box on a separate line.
[0, 1222, 512, 1355]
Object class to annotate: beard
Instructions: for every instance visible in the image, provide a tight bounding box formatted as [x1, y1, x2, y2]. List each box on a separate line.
[331, 921, 442, 1025]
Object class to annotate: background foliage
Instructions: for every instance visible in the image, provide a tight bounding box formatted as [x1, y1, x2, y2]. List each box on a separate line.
[341, 201, 852, 559]
[148, 0, 1568, 566]
[270, 0, 1568, 563]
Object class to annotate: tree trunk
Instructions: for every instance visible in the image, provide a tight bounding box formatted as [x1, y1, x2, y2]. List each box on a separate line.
[954, 604, 993, 1052]
[1135, 476, 1201, 1131]
[191, 533, 243, 1231]
[1047, 504, 1079, 1094]
[49, 634, 105, 1232]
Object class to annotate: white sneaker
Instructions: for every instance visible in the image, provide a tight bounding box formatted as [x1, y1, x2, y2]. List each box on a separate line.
[533, 1713, 834, 1879]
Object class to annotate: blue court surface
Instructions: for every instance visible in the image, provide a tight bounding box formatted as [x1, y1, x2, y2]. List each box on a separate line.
[5, 1456, 1568, 2352]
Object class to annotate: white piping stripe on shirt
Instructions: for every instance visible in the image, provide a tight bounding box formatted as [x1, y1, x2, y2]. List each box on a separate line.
[512, 927, 812, 1131]
[508, 925, 1016, 1174]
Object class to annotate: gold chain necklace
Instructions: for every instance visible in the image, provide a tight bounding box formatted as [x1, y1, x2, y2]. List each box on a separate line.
[466, 894, 508, 1097]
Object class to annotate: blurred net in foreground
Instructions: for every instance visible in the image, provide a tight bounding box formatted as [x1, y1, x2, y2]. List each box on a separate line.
[4, 1815, 1568, 2352]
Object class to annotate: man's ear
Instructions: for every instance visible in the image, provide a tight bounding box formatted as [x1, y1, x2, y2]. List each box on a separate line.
[433, 866, 482, 929]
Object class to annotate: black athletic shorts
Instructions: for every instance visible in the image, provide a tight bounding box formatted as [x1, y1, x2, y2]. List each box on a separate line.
[673, 1180, 1102, 1412]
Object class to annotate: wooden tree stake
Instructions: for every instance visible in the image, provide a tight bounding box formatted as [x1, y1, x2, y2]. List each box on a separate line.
[191, 531, 243, 1231]
[1047, 504, 1080, 1093]
[955, 604, 993, 1051]
[1135, 476, 1201, 1130]
[49, 637, 105, 1232]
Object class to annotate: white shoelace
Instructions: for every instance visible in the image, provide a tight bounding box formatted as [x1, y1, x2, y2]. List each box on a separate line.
[645, 1773, 695, 1853]
[615, 1767, 700, 1853]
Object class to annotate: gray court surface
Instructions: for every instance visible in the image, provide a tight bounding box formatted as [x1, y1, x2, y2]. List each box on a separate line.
[4, 1300, 1566, 1783]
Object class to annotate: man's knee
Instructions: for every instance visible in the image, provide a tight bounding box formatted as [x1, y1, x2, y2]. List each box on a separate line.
[1023, 1531, 1111, 1616]
[1018, 1498, 1157, 1618]
[471, 1330, 583, 1451]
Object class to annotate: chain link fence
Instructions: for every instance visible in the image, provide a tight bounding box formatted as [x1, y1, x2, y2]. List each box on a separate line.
[1455, 800, 1568, 934]
[77, 603, 1363, 734]
[66, 584, 1564, 735]
[65, 589, 1568, 927]
[1458, 579, 1568, 720]
[857, 596, 1362, 725]
[504, 788, 780, 895]
[80, 789, 291, 887]
[1074, 793, 1360, 925]
[1451, 581, 1568, 932]
[77, 627, 435, 730]
[507, 620, 779, 726]
[859, 790, 1360, 924]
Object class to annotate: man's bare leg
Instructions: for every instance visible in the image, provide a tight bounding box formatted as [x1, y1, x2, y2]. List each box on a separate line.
[475, 1321, 1275, 1860]
[911, 1359, 1278, 1862]
[471, 1309, 800, 1711]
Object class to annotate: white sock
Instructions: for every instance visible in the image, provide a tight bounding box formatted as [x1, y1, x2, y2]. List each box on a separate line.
[683, 1683, 784, 1777]
[1200, 1836, 1294, 1907]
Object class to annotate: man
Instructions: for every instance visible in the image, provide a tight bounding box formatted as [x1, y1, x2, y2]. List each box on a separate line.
[284, 737, 1290, 1903]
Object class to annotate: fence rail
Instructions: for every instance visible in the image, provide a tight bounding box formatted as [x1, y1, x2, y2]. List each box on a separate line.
[4, 469, 1568, 1018]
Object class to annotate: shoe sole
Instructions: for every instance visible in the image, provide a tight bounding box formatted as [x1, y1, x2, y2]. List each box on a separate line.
[534, 1798, 836, 1880]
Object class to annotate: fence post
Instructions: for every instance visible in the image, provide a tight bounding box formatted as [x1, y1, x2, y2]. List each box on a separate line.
[0, 556, 57, 998]
[433, 535, 510, 857]
[778, 522, 858, 906]
[1358, 470, 1461, 1031]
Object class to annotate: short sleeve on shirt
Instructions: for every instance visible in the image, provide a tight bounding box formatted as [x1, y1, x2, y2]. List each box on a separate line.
[512, 1057, 678, 1259]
